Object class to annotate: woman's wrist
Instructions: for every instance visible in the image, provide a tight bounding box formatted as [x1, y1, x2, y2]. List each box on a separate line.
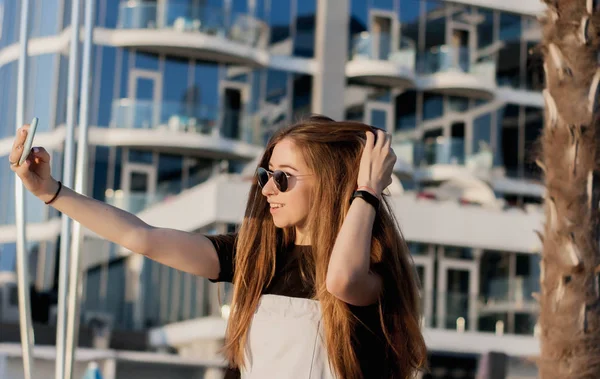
[356, 183, 381, 198]
[38, 179, 61, 204]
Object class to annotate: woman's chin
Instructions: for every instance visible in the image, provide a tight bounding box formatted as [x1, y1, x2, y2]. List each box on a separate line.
[271, 215, 293, 229]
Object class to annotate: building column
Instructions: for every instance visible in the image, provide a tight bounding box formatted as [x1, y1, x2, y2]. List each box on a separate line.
[311, 0, 349, 120]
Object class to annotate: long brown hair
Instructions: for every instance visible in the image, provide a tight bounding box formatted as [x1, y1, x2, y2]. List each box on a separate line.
[224, 115, 427, 378]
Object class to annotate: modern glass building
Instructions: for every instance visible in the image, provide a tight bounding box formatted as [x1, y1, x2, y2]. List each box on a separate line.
[0, 0, 547, 377]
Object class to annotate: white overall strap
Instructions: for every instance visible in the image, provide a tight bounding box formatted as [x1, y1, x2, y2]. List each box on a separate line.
[241, 295, 338, 379]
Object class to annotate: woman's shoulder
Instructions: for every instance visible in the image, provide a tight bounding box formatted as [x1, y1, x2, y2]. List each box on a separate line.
[205, 232, 238, 253]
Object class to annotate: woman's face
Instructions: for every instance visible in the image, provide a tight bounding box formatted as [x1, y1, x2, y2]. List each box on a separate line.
[261, 138, 314, 233]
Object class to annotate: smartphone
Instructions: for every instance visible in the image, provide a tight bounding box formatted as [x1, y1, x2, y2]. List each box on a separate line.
[19, 117, 39, 166]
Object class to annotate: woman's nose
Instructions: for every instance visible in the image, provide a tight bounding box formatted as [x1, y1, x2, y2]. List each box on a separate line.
[261, 175, 279, 196]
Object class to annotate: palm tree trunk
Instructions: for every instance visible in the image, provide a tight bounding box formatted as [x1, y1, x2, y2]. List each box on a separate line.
[538, 1, 600, 378]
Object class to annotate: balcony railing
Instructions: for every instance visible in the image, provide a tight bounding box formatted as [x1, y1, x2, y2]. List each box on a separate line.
[118, 0, 267, 48]
[351, 31, 416, 70]
[105, 189, 170, 214]
[396, 137, 466, 167]
[111, 99, 218, 135]
[111, 99, 274, 147]
[484, 276, 539, 305]
[421, 291, 538, 336]
[419, 45, 496, 84]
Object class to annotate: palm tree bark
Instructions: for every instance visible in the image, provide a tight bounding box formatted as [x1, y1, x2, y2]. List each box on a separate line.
[537, 1, 600, 378]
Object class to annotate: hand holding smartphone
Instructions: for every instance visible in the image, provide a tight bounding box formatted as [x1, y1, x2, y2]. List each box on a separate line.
[19, 117, 38, 166]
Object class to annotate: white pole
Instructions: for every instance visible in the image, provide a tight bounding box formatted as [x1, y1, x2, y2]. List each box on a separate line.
[55, 0, 81, 378]
[64, 0, 95, 377]
[14, 0, 35, 377]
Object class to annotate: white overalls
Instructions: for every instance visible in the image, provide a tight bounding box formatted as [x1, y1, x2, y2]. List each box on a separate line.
[241, 294, 338, 379]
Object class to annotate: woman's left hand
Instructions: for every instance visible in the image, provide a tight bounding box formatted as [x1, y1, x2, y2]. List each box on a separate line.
[357, 129, 397, 195]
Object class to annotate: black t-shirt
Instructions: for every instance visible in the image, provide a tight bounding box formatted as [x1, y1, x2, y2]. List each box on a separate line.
[207, 233, 390, 379]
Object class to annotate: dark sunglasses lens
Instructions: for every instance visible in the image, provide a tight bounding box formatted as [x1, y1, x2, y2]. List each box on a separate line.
[257, 168, 269, 187]
[273, 170, 288, 192]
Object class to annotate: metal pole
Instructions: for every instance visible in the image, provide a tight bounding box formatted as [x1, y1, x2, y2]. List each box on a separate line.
[64, 0, 95, 377]
[14, 0, 35, 378]
[55, 0, 81, 378]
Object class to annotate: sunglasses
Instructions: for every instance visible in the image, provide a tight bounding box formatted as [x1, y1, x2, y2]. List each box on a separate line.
[257, 167, 311, 192]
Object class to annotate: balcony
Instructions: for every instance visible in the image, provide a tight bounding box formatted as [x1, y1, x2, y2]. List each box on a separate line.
[394, 137, 496, 182]
[346, 32, 417, 88]
[422, 291, 538, 337]
[108, 99, 263, 159]
[480, 277, 539, 314]
[114, 0, 269, 66]
[417, 45, 496, 99]
[105, 189, 169, 215]
[395, 137, 465, 167]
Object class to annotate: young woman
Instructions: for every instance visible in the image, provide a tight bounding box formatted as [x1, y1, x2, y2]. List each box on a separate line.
[9, 115, 427, 378]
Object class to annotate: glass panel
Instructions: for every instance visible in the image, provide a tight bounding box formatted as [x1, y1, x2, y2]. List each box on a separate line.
[130, 172, 150, 192]
[93, 147, 110, 201]
[477, 9, 494, 48]
[97, 47, 117, 127]
[128, 150, 154, 164]
[31, 54, 56, 132]
[135, 77, 155, 101]
[158, 153, 183, 196]
[292, 74, 312, 120]
[424, 2, 446, 51]
[107, 170, 160, 214]
[473, 112, 492, 154]
[294, 0, 316, 57]
[423, 93, 443, 120]
[414, 137, 465, 166]
[0, 243, 16, 272]
[372, 0, 394, 11]
[186, 158, 214, 188]
[112, 99, 218, 135]
[480, 250, 510, 298]
[497, 12, 522, 88]
[0, 156, 15, 225]
[350, 0, 368, 28]
[117, 1, 266, 47]
[515, 313, 536, 335]
[269, 0, 291, 45]
[369, 109, 387, 130]
[446, 269, 470, 330]
[448, 96, 469, 113]
[135, 51, 160, 71]
[222, 88, 242, 139]
[163, 56, 191, 103]
[524, 107, 543, 180]
[500, 105, 519, 177]
[395, 91, 417, 131]
[499, 12, 522, 41]
[399, 0, 419, 50]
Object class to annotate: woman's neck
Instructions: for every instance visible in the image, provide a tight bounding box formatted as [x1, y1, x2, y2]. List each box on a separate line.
[294, 227, 311, 246]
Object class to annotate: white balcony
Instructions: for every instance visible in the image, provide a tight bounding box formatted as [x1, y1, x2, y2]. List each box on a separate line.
[346, 32, 417, 88]
[417, 45, 496, 99]
[109, 0, 269, 67]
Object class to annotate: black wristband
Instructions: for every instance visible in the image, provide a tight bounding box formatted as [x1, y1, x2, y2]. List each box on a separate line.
[350, 190, 380, 210]
[45, 181, 62, 205]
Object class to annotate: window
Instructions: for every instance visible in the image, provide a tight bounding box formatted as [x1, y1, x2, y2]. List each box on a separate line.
[473, 112, 492, 153]
[423, 93, 443, 120]
[294, 0, 316, 57]
[476, 9, 494, 48]
[500, 105, 520, 177]
[524, 107, 543, 179]
[395, 90, 417, 131]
